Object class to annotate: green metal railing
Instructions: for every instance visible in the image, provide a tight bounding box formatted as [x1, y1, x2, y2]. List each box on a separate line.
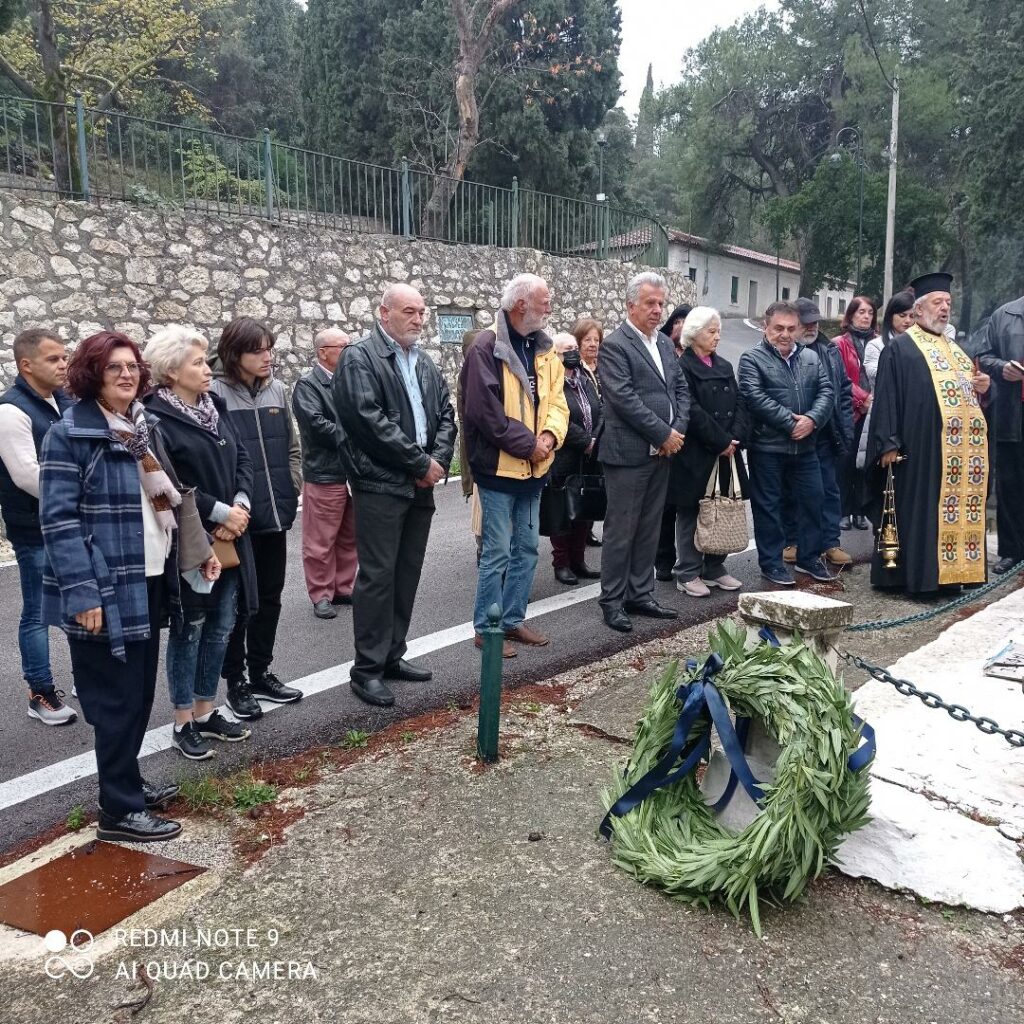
[1, 94, 668, 266]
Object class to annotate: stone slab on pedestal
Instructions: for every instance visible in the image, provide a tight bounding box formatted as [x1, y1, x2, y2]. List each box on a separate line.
[738, 591, 854, 632]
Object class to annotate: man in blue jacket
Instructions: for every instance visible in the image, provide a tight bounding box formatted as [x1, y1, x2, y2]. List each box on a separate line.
[738, 301, 836, 586]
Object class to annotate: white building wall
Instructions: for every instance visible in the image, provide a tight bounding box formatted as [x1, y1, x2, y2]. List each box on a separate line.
[667, 242, 856, 319]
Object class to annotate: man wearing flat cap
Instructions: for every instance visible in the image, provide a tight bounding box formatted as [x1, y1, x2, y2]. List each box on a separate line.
[868, 273, 992, 593]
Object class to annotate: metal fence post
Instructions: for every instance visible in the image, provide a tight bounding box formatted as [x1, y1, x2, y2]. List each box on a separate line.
[401, 158, 413, 239]
[510, 176, 519, 248]
[477, 603, 504, 762]
[263, 129, 274, 219]
[74, 92, 89, 201]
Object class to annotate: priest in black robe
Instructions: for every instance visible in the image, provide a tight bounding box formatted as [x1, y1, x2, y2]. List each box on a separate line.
[868, 273, 992, 593]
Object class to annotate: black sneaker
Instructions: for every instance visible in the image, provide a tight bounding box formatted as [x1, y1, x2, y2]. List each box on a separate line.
[761, 567, 796, 586]
[250, 671, 303, 704]
[226, 678, 264, 720]
[795, 559, 837, 583]
[197, 709, 251, 742]
[172, 721, 214, 760]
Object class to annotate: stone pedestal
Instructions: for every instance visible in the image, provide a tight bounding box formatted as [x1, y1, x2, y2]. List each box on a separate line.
[698, 592, 854, 831]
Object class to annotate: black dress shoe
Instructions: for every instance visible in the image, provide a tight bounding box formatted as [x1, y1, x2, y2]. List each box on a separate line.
[603, 608, 633, 632]
[97, 808, 182, 843]
[141, 780, 179, 810]
[350, 677, 395, 707]
[554, 566, 578, 586]
[383, 659, 432, 682]
[852, 515, 870, 530]
[655, 568, 674, 582]
[587, 530, 602, 547]
[313, 599, 338, 619]
[332, 593, 353, 605]
[839, 516, 852, 531]
[571, 562, 601, 579]
[994, 556, 1019, 574]
[623, 599, 678, 619]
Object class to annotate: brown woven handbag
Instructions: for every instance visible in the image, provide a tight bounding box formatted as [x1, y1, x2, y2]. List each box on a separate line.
[694, 454, 749, 556]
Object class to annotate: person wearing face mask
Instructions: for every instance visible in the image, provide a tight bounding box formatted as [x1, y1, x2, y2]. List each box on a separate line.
[540, 333, 603, 586]
[834, 296, 879, 530]
[869, 273, 991, 594]
[738, 301, 835, 586]
[780, 299, 854, 570]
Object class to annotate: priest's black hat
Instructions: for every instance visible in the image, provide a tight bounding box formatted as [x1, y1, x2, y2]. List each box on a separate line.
[909, 271, 953, 298]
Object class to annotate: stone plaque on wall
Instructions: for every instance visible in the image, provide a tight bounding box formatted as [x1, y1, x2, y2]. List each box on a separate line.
[437, 312, 475, 346]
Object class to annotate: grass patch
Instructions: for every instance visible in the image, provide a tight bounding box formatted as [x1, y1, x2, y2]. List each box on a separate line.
[400, 730, 416, 744]
[231, 776, 278, 810]
[340, 729, 370, 749]
[448, 455, 462, 477]
[66, 805, 86, 831]
[178, 776, 226, 812]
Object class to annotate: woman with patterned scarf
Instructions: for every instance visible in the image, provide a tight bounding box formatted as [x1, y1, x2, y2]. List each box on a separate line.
[144, 326, 259, 762]
[40, 331, 216, 843]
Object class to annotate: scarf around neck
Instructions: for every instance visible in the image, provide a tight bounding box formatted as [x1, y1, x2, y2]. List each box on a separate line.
[98, 399, 181, 533]
[158, 386, 220, 434]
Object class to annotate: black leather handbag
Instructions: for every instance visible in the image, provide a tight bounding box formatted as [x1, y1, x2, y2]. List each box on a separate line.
[564, 473, 607, 522]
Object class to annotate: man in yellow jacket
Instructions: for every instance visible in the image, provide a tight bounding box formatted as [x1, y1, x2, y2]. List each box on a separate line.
[460, 273, 570, 657]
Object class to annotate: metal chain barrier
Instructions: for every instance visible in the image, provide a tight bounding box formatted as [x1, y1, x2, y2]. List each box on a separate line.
[834, 648, 1024, 749]
[844, 560, 1024, 633]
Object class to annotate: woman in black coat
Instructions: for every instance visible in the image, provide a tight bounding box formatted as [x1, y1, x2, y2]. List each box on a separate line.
[143, 326, 260, 761]
[668, 307, 750, 597]
[541, 334, 603, 585]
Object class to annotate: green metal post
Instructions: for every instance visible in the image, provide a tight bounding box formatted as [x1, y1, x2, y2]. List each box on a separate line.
[600, 201, 610, 260]
[401, 158, 413, 239]
[477, 603, 504, 762]
[511, 176, 519, 248]
[74, 92, 89, 201]
[263, 129, 274, 219]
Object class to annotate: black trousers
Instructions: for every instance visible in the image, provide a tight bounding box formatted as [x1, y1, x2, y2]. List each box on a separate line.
[996, 440, 1024, 560]
[223, 530, 287, 681]
[69, 576, 162, 818]
[655, 501, 677, 574]
[840, 417, 867, 516]
[350, 489, 434, 683]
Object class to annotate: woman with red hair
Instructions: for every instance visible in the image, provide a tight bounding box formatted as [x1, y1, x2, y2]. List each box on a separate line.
[40, 331, 215, 842]
[833, 296, 878, 529]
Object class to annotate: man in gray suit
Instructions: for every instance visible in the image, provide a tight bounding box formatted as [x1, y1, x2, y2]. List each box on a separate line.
[598, 272, 691, 632]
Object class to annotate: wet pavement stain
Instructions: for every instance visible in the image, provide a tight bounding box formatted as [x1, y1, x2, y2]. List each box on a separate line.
[0, 840, 205, 938]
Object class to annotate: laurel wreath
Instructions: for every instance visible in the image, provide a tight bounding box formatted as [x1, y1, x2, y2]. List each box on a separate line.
[602, 620, 872, 935]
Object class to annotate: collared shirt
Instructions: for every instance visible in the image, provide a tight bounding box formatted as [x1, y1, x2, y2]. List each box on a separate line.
[625, 318, 665, 379]
[381, 326, 428, 447]
[765, 337, 800, 371]
[315, 361, 334, 386]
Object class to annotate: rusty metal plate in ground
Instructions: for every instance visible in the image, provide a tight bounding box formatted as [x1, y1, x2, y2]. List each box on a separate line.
[0, 840, 205, 938]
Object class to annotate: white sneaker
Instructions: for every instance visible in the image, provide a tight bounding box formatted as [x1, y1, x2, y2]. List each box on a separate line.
[705, 574, 742, 591]
[27, 689, 78, 726]
[677, 578, 711, 597]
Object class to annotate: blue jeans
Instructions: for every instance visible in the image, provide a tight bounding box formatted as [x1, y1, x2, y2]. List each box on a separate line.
[166, 571, 239, 710]
[748, 449, 825, 574]
[13, 541, 54, 692]
[473, 486, 541, 632]
[783, 443, 842, 551]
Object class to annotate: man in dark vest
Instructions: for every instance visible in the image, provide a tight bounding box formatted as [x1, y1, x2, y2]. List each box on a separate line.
[0, 328, 76, 724]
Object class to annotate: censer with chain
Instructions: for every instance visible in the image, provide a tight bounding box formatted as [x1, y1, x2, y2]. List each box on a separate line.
[877, 455, 905, 569]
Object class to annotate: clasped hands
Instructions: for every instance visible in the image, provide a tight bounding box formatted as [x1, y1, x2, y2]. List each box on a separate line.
[213, 503, 250, 542]
[790, 414, 815, 441]
[529, 431, 558, 465]
[656, 429, 685, 457]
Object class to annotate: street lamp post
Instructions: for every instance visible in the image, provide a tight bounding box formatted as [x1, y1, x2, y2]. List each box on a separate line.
[596, 128, 608, 259]
[834, 126, 864, 295]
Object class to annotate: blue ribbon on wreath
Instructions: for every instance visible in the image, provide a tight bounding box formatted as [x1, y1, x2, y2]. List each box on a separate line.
[598, 628, 876, 839]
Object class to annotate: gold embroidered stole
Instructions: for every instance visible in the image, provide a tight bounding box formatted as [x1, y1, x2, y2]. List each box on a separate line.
[907, 325, 988, 584]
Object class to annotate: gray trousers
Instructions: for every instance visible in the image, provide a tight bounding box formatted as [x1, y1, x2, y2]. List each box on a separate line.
[599, 458, 669, 610]
[674, 503, 727, 583]
[350, 489, 434, 683]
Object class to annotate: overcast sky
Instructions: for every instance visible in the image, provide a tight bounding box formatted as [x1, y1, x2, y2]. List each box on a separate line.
[618, 0, 778, 114]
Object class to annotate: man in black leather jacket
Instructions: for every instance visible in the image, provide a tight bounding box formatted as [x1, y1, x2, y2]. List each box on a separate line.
[737, 300, 835, 585]
[333, 285, 457, 707]
[780, 298, 855, 569]
[292, 329, 357, 620]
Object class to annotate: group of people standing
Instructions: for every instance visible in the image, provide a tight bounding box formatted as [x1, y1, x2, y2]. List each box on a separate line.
[0, 263, 1012, 845]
